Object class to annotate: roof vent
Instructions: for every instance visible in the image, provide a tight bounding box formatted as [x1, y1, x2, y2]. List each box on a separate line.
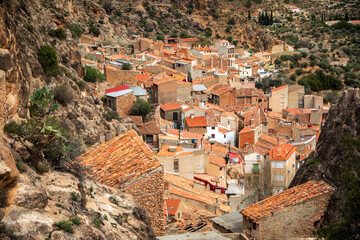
[168, 146, 177, 152]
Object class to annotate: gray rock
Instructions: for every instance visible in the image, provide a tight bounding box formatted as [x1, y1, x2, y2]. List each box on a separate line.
[0, 143, 20, 190]
[12, 182, 48, 209]
[0, 49, 11, 71]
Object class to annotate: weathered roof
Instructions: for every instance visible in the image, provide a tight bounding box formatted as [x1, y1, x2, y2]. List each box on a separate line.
[73, 129, 162, 188]
[271, 85, 288, 92]
[164, 199, 182, 216]
[185, 116, 207, 127]
[129, 86, 147, 96]
[192, 84, 207, 92]
[157, 231, 231, 240]
[138, 121, 161, 135]
[106, 89, 133, 98]
[106, 85, 130, 94]
[269, 143, 295, 161]
[241, 181, 335, 221]
[160, 103, 182, 111]
[209, 154, 226, 167]
[211, 211, 243, 233]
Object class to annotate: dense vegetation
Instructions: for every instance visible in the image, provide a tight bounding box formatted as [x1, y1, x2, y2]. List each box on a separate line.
[84, 66, 105, 83]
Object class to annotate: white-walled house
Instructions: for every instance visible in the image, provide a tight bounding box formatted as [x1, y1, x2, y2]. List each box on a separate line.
[243, 152, 265, 175]
[206, 123, 236, 146]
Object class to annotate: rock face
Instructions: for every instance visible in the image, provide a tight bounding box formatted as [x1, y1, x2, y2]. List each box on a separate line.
[0, 141, 20, 189]
[0, 168, 156, 239]
[290, 89, 360, 230]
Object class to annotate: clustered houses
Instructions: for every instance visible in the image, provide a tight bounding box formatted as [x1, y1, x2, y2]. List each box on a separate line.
[75, 33, 333, 237]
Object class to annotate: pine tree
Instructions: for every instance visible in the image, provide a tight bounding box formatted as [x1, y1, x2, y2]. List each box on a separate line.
[344, 12, 349, 21]
[248, 10, 251, 20]
[270, 11, 274, 25]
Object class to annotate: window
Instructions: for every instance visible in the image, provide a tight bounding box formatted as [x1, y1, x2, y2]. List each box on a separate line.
[173, 159, 179, 173]
[272, 161, 285, 168]
[253, 164, 259, 173]
[212, 127, 215, 130]
[224, 134, 226, 138]
[211, 134, 215, 138]
[178, 213, 180, 218]
[108, 99, 112, 108]
[280, 102, 284, 107]
[280, 94, 284, 98]
[272, 174, 284, 181]
[256, 155, 260, 160]
[173, 112, 178, 121]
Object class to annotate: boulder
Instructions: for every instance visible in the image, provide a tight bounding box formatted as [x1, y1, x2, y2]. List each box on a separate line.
[0, 143, 20, 189]
[12, 181, 48, 209]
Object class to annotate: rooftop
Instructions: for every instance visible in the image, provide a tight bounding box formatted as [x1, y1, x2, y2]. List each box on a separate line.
[129, 86, 147, 96]
[164, 199, 182, 216]
[160, 103, 182, 111]
[185, 116, 207, 127]
[138, 121, 161, 135]
[241, 181, 334, 221]
[269, 143, 296, 161]
[72, 129, 162, 188]
[157, 231, 231, 240]
[211, 211, 243, 233]
[271, 85, 288, 92]
[105, 85, 130, 94]
[209, 154, 226, 167]
[106, 89, 133, 98]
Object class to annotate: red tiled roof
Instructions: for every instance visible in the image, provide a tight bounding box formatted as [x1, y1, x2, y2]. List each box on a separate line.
[194, 173, 226, 189]
[160, 103, 182, 111]
[271, 85, 288, 92]
[241, 181, 335, 221]
[138, 121, 161, 135]
[209, 154, 226, 167]
[106, 85, 130, 94]
[269, 143, 295, 161]
[179, 38, 200, 42]
[164, 199, 182, 216]
[211, 84, 234, 96]
[136, 74, 151, 82]
[185, 116, 207, 127]
[73, 129, 161, 188]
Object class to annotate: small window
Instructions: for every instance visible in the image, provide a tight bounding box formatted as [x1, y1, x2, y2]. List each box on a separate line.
[256, 155, 260, 160]
[174, 159, 179, 173]
[280, 94, 284, 98]
[272, 174, 284, 181]
[211, 134, 215, 138]
[108, 99, 112, 108]
[173, 112, 178, 121]
[280, 102, 284, 107]
[224, 134, 226, 138]
[212, 127, 215, 130]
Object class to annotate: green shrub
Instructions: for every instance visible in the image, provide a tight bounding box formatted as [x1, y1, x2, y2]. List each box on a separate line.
[228, 18, 235, 25]
[121, 63, 132, 70]
[67, 24, 82, 38]
[69, 217, 81, 225]
[54, 85, 74, 105]
[71, 191, 79, 202]
[56, 203, 65, 208]
[48, 28, 67, 40]
[130, 98, 153, 122]
[103, 110, 119, 122]
[156, 33, 165, 41]
[36, 161, 50, 174]
[114, 9, 122, 17]
[76, 80, 86, 91]
[4, 121, 22, 135]
[89, 24, 100, 37]
[38, 45, 61, 76]
[93, 217, 101, 228]
[84, 66, 105, 83]
[16, 161, 27, 173]
[54, 220, 74, 233]
[295, 68, 304, 75]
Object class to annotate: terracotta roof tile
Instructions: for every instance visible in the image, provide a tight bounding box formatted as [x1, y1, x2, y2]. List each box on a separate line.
[164, 199, 182, 216]
[160, 103, 182, 111]
[269, 143, 295, 161]
[73, 129, 161, 188]
[241, 181, 335, 221]
[138, 121, 161, 135]
[209, 154, 226, 167]
[185, 116, 207, 127]
[157, 145, 193, 156]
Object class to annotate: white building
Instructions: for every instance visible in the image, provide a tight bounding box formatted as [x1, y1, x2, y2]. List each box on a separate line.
[206, 123, 236, 146]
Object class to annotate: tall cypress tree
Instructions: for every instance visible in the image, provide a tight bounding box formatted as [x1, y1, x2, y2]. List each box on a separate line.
[270, 11, 274, 25]
[248, 10, 251, 20]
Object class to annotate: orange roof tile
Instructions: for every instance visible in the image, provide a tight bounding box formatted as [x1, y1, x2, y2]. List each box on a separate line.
[185, 116, 207, 127]
[194, 173, 226, 189]
[269, 143, 295, 161]
[211, 84, 234, 96]
[164, 199, 182, 216]
[73, 129, 162, 188]
[209, 154, 226, 167]
[160, 103, 182, 111]
[271, 85, 288, 92]
[157, 145, 193, 156]
[138, 121, 161, 135]
[241, 181, 335, 221]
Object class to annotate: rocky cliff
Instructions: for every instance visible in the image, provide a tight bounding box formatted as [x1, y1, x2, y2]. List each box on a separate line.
[290, 88, 360, 237]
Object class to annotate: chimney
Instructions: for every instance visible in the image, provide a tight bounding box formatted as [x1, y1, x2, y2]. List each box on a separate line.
[211, 145, 213, 152]
[190, 114, 194, 118]
[227, 120, 230, 130]
[168, 146, 177, 152]
[200, 138, 203, 148]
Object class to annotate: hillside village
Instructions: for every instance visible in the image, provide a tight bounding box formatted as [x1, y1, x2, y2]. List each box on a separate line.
[0, 0, 358, 239]
[71, 29, 336, 239]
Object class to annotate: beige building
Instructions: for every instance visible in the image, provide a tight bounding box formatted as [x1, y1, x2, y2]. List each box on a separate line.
[288, 85, 305, 108]
[304, 95, 324, 109]
[269, 85, 288, 113]
[157, 146, 209, 180]
[269, 143, 296, 194]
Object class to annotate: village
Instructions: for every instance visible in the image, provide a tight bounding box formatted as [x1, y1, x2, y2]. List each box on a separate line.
[65, 31, 338, 240]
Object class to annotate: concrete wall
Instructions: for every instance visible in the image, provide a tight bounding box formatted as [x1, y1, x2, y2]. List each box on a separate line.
[269, 86, 288, 113]
[160, 108, 182, 124]
[106, 66, 139, 86]
[177, 83, 192, 103]
[206, 162, 225, 177]
[152, 80, 177, 104]
[270, 152, 296, 193]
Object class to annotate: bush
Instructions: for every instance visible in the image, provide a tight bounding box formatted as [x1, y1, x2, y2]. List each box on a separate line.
[36, 162, 50, 174]
[38, 45, 60, 76]
[71, 191, 79, 201]
[121, 63, 132, 70]
[130, 98, 153, 122]
[205, 27, 212, 37]
[76, 80, 86, 91]
[228, 18, 235, 25]
[84, 66, 105, 83]
[93, 217, 101, 228]
[226, 36, 233, 43]
[54, 220, 74, 233]
[290, 73, 297, 81]
[89, 24, 100, 37]
[69, 217, 81, 226]
[67, 24, 82, 38]
[295, 68, 304, 75]
[54, 85, 74, 105]
[156, 33, 165, 41]
[16, 161, 27, 173]
[48, 28, 67, 40]
[103, 110, 120, 122]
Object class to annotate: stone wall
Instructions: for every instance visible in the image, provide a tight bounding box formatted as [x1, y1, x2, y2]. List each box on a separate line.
[106, 66, 139, 87]
[124, 168, 165, 236]
[152, 80, 177, 104]
[115, 92, 134, 116]
[257, 194, 332, 239]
